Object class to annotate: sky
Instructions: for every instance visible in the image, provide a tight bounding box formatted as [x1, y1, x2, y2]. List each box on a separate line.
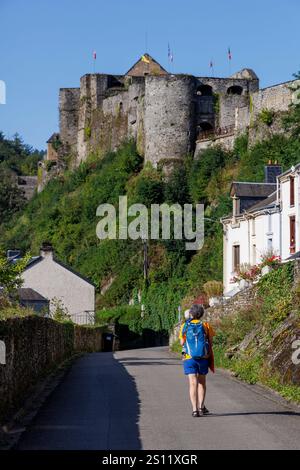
[0, 0, 300, 150]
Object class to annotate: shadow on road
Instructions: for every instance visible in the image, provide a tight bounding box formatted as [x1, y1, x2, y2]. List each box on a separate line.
[16, 353, 141, 450]
[204, 411, 300, 418]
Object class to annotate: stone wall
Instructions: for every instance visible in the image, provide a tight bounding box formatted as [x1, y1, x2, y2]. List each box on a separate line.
[251, 81, 295, 118]
[57, 69, 299, 166]
[59, 88, 80, 153]
[205, 287, 256, 324]
[194, 133, 236, 155]
[0, 316, 102, 422]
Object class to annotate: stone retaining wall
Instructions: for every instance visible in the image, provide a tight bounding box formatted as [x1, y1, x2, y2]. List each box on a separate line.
[0, 316, 102, 422]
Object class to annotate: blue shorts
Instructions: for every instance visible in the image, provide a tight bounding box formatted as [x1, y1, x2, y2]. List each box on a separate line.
[183, 358, 209, 375]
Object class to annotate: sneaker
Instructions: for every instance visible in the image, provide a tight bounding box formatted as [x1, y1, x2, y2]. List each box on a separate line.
[192, 410, 199, 418]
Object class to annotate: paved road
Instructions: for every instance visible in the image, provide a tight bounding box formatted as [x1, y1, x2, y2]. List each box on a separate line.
[17, 347, 300, 450]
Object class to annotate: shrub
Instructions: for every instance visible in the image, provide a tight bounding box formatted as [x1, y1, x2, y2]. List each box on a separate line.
[203, 280, 223, 297]
[258, 108, 275, 126]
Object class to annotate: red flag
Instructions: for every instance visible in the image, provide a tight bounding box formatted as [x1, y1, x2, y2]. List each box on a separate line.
[228, 47, 232, 61]
[93, 51, 97, 60]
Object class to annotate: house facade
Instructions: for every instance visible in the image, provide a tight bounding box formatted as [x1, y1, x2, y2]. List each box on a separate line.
[278, 164, 300, 260]
[222, 163, 287, 295]
[22, 244, 95, 324]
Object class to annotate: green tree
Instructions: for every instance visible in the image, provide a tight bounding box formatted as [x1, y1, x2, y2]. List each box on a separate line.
[0, 251, 30, 294]
[282, 72, 300, 137]
[0, 169, 26, 222]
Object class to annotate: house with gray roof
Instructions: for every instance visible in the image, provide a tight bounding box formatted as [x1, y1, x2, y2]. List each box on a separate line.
[21, 243, 95, 325]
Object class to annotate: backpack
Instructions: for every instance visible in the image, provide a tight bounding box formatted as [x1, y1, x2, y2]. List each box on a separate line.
[183, 320, 210, 359]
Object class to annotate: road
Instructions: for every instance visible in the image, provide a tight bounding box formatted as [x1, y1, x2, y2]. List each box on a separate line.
[17, 347, 300, 450]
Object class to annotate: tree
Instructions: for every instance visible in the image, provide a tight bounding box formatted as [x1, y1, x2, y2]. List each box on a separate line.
[0, 251, 30, 295]
[282, 71, 300, 137]
[0, 169, 26, 222]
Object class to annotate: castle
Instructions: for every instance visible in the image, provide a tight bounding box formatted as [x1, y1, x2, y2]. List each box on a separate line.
[45, 54, 298, 173]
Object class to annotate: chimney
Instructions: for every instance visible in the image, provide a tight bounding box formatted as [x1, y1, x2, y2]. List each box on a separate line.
[40, 242, 54, 259]
[264, 161, 282, 183]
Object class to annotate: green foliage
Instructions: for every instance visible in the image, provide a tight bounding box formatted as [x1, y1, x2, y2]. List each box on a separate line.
[96, 305, 142, 333]
[257, 263, 294, 327]
[282, 71, 300, 137]
[0, 131, 44, 175]
[84, 126, 92, 140]
[213, 263, 299, 400]
[0, 169, 26, 222]
[0, 303, 34, 320]
[51, 298, 73, 323]
[258, 108, 275, 126]
[0, 251, 30, 294]
[189, 146, 230, 204]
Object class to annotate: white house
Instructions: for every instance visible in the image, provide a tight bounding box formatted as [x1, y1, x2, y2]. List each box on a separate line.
[21, 244, 95, 324]
[278, 164, 299, 261]
[222, 163, 283, 295]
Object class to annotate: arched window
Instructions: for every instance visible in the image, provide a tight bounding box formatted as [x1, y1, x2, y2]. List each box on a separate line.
[196, 84, 213, 96]
[227, 85, 243, 95]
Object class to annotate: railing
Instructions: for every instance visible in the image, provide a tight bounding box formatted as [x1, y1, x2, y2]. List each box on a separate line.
[70, 310, 95, 325]
[197, 124, 235, 141]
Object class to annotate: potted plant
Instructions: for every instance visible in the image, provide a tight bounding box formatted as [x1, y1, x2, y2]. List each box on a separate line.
[260, 250, 281, 275]
[232, 263, 261, 288]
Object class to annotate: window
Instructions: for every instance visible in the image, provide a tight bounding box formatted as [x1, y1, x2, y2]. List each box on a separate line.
[290, 216, 296, 254]
[196, 84, 213, 96]
[233, 245, 240, 271]
[227, 85, 243, 95]
[290, 176, 295, 207]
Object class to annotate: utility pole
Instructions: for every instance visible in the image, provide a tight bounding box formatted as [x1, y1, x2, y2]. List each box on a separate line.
[143, 239, 149, 285]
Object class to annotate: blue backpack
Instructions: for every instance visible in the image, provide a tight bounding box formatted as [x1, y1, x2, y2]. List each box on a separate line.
[183, 320, 210, 359]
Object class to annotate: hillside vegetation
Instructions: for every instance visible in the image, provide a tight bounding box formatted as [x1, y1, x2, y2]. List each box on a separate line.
[1, 125, 300, 333]
[1, 83, 300, 333]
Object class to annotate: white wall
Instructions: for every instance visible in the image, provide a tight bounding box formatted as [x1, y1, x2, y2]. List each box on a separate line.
[22, 251, 95, 325]
[280, 173, 299, 261]
[223, 210, 280, 294]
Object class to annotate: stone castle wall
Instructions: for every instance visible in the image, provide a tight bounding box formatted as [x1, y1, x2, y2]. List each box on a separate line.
[252, 81, 295, 118]
[59, 88, 80, 154]
[57, 67, 297, 167]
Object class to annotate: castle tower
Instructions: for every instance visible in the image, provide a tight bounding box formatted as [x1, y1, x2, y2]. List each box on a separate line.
[144, 75, 197, 168]
[59, 88, 80, 154]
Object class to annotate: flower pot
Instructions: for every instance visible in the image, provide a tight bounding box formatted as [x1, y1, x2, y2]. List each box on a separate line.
[261, 265, 273, 276]
[239, 279, 251, 290]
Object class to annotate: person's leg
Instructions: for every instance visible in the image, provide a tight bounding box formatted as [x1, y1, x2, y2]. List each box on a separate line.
[188, 374, 198, 412]
[197, 374, 206, 410]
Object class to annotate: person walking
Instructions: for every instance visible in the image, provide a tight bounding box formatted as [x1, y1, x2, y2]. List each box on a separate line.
[179, 304, 215, 417]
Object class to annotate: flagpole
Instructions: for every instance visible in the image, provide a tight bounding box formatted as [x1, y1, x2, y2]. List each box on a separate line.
[228, 47, 232, 77]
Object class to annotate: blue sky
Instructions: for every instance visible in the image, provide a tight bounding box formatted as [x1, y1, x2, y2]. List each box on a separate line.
[0, 0, 299, 150]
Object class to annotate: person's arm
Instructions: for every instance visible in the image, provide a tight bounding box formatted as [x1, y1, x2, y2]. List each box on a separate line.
[179, 324, 186, 346]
